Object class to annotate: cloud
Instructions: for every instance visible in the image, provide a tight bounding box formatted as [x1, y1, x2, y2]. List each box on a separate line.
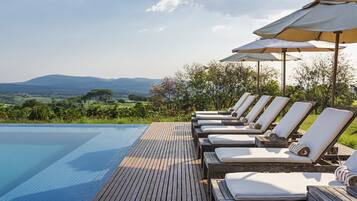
[146, 0, 310, 18]
[146, 0, 186, 13]
[138, 26, 166, 33]
[195, 0, 311, 17]
[211, 25, 232, 33]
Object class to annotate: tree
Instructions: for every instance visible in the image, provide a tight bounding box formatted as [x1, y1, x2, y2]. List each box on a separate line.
[295, 53, 355, 110]
[150, 61, 279, 115]
[128, 94, 148, 102]
[82, 89, 113, 102]
[28, 104, 53, 120]
[22, 99, 42, 108]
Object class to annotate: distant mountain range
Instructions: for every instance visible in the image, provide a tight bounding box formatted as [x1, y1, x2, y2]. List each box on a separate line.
[0, 75, 161, 97]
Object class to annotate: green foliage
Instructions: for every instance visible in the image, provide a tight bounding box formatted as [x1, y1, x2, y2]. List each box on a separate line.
[150, 61, 279, 114]
[82, 89, 113, 102]
[294, 53, 355, 111]
[128, 94, 148, 101]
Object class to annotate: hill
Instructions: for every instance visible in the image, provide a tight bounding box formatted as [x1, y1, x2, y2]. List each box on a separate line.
[0, 75, 161, 97]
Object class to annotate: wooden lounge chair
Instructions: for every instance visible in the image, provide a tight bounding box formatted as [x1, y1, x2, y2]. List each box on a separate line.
[193, 92, 250, 116]
[197, 102, 315, 159]
[210, 150, 357, 201]
[192, 95, 272, 129]
[193, 96, 290, 143]
[193, 95, 255, 121]
[202, 108, 356, 181]
[191, 95, 258, 135]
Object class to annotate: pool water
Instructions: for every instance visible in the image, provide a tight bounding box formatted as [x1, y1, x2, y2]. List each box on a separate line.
[0, 124, 147, 201]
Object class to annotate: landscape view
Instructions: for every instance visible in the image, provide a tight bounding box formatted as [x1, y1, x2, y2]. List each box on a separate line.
[0, 0, 357, 201]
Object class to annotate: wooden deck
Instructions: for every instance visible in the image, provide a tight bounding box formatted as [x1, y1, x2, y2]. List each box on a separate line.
[94, 122, 208, 201]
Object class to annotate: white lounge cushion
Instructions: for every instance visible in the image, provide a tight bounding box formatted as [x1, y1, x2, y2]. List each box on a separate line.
[225, 172, 343, 200]
[208, 135, 258, 145]
[197, 120, 223, 125]
[215, 147, 312, 163]
[231, 92, 250, 111]
[234, 95, 257, 118]
[345, 150, 357, 172]
[201, 125, 263, 134]
[299, 108, 353, 162]
[245, 95, 272, 123]
[272, 102, 313, 138]
[255, 96, 290, 131]
[195, 114, 237, 120]
[195, 111, 219, 115]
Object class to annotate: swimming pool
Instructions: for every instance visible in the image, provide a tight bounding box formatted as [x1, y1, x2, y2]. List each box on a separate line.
[0, 124, 147, 201]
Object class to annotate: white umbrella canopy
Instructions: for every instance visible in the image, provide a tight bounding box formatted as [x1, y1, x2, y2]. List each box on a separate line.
[220, 53, 300, 94]
[232, 38, 337, 53]
[220, 52, 299, 62]
[254, 1, 357, 43]
[232, 38, 337, 95]
[254, 0, 357, 106]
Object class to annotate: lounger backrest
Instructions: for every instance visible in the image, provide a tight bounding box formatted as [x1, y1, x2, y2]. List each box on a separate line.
[255, 96, 290, 131]
[299, 108, 354, 162]
[234, 95, 257, 118]
[232, 92, 250, 111]
[245, 95, 272, 123]
[272, 102, 313, 138]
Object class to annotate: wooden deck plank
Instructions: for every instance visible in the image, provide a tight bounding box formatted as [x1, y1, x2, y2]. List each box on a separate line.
[94, 122, 208, 201]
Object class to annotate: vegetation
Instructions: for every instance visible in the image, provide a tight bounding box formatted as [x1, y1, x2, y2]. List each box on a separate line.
[0, 54, 355, 147]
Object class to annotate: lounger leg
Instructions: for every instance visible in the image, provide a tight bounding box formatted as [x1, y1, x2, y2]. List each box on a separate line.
[197, 143, 202, 159]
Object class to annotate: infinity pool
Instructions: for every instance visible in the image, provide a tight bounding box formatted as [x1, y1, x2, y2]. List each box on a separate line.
[0, 124, 147, 201]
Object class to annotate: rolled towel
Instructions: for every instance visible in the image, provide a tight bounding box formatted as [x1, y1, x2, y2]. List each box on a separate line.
[239, 117, 248, 123]
[335, 166, 357, 186]
[248, 123, 262, 130]
[288, 142, 310, 156]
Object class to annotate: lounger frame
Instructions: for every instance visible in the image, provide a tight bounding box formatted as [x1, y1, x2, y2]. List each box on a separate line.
[202, 107, 357, 181]
[210, 179, 234, 201]
[191, 96, 272, 136]
[192, 98, 289, 144]
[196, 102, 316, 159]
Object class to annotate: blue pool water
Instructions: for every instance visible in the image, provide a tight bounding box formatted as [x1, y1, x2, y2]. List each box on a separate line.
[0, 124, 147, 201]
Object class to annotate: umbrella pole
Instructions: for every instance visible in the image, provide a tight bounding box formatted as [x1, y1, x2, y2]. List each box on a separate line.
[257, 61, 260, 94]
[331, 31, 341, 107]
[282, 49, 287, 96]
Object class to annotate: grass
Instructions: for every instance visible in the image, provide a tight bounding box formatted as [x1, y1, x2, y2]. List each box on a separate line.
[353, 100, 357, 107]
[300, 114, 357, 149]
[0, 117, 184, 125]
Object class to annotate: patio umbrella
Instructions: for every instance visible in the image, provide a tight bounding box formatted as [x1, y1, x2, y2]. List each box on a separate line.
[220, 53, 300, 94]
[233, 38, 336, 95]
[254, 0, 357, 106]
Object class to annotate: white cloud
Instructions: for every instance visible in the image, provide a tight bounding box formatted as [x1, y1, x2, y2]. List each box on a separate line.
[211, 25, 232, 33]
[157, 26, 166, 32]
[138, 26, 166, 33]
[146, 0, 310, 18]
[146, 0, 186, 13]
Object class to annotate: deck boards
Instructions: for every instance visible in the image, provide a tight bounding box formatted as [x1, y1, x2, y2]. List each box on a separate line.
[94, 122, 208, 201]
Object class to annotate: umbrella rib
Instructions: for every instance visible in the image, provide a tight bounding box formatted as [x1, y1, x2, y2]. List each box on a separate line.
[316, 32, 323, 40]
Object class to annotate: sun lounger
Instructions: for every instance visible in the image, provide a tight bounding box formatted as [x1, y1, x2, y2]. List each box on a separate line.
[193, 95, 254, 121]
[194, 92, 250, 116]
[202, 107, 356, 180]
[211, 173, 343, 201]
[191, 95, 258, 134]
[192, 97, 289, 143]
[211, 150, 357, 201]
[196, 102, 314, 159]
[193, 95, 272, 128]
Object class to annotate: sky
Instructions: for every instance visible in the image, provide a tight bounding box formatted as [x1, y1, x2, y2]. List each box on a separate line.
[0, 0, 356, 83]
